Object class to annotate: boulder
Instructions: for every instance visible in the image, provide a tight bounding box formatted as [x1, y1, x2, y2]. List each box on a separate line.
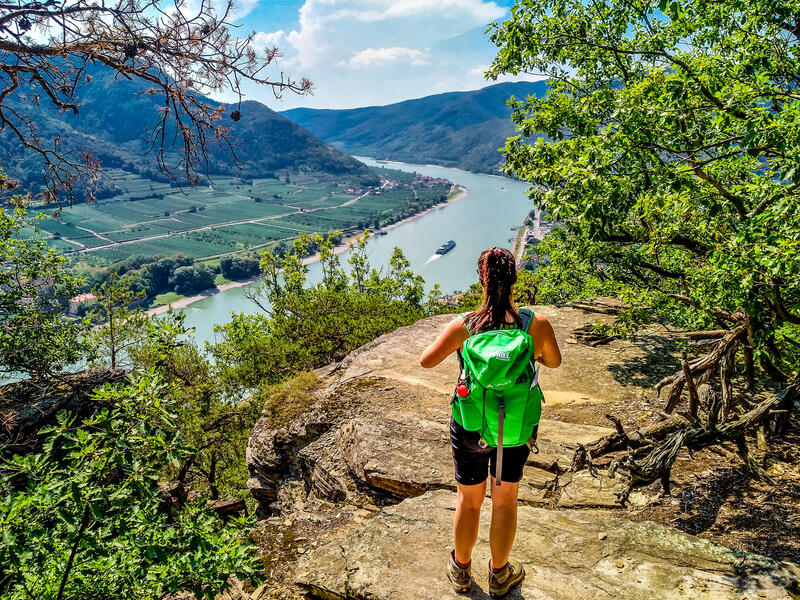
[295, 489, 800, 600]
[340, 414, 454, 498]
[246, 415, 333, 512]
[294, 414, 646, 510]
[208, 497, 247, 518]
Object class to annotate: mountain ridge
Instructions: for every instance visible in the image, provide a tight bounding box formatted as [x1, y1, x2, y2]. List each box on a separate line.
[281, 81, 548, 174]
[0, 65, 371, 195]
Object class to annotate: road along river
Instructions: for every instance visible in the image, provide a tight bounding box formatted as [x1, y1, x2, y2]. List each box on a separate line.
[182, 158, 534, 346]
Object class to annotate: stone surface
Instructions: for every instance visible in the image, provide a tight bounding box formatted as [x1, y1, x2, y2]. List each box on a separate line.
[296, 412, 610, 508]
[207, 497, 246, 517]
[244, 310, 799, 598]
[295, 490, 800, 600]
[557, 470, 650, 509]
[247, 415, 333, 511]
[333, 315, 460, 396]
[328, 308, 677, 407]
[538, 419, 615, 447]
[340, 413, 454, 497]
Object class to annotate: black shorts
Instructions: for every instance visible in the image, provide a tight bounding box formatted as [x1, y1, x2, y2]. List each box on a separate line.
[450, 417, 531, 486]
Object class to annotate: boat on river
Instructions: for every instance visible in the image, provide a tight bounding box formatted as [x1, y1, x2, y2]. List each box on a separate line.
[436, 240, 456, 254]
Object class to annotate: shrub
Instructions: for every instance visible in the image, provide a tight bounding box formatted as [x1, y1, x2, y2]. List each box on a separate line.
[0, 374, 262, 600]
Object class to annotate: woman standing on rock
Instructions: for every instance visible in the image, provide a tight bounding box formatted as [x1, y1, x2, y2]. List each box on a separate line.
[419, 246, 561, 597]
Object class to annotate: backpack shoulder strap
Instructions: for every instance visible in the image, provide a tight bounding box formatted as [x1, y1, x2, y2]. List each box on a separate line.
[460, 312, 471, 335]
[519, 307, 534, 333]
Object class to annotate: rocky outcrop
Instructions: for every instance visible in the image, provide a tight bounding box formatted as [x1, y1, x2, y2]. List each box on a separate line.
[294, 490, 800, 600]
[245, 309, 800, 598]
[0, 369, 127, 453]
[301, 413, 454, 502]
[247, 415, 333, 511]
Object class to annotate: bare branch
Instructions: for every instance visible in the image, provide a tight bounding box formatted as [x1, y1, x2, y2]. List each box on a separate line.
[0, 0, 312, 203]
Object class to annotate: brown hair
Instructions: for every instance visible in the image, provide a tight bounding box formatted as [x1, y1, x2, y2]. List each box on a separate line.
[467, 247, 519, 333]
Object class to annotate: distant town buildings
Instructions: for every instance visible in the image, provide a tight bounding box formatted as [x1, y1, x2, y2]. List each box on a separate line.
[69, 292, 96, 315]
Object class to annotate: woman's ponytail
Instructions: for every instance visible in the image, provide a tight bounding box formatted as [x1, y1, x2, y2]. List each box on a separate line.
[467, 247, 519, 333]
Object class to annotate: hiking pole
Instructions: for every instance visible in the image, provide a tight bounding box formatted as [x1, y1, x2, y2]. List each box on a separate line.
[496, 396, 505, 486]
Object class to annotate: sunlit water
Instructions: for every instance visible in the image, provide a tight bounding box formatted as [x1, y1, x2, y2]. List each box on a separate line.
[182, 158, 534, 346]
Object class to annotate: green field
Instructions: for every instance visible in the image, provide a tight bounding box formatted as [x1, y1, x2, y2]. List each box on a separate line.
[32, 167, 451, 267]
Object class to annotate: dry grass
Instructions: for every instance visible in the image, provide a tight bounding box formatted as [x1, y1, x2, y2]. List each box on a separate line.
[258, 372, 320, 429]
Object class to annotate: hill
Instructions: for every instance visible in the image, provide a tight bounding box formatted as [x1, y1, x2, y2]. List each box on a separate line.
[0, 65, 371, 194]
[280, 81, 548, 174]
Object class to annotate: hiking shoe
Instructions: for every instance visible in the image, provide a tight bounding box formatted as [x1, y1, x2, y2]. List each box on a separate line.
[488, 559, 525, 597]
[446, 550, 472, 593]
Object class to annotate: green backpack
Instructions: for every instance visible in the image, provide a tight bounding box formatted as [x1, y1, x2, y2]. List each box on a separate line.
[452, 308, 543, 485]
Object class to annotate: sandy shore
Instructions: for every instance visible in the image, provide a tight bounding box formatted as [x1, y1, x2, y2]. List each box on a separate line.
[146, 184, 468, 316]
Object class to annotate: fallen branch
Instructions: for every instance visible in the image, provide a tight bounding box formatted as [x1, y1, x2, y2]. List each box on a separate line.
[570, 412, 691, 471]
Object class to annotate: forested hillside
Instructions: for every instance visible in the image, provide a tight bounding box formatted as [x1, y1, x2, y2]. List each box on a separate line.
[281, 81, 547, 173]
[0, 65, 370, 196]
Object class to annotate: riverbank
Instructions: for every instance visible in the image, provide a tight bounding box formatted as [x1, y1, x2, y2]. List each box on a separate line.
[146, 184, 468, 317]
[380, 184, 466, 234]
[511, 222, 528, 263]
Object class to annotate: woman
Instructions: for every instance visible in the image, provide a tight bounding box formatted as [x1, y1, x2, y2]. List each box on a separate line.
[419, 247, 561, 597]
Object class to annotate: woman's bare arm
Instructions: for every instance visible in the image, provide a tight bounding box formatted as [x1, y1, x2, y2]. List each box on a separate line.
[419, 316, 470, 368]
[528, 312, 562, 368]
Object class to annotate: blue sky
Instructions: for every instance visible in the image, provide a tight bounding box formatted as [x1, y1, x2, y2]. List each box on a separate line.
[220, 0, 541, 110]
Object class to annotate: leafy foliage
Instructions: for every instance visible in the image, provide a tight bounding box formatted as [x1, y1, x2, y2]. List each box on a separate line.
[220, 253, 261, 280]
[169, 264, 215, 296]
[0, 208, 89, 380]
[488, 0, 800, 377]
[129, 312, 262, 498]
[209, 233, 437, 392]
[0, 374, 261, 600]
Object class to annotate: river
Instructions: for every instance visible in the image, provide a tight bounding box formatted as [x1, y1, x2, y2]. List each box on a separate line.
[182, 158, 534, 346]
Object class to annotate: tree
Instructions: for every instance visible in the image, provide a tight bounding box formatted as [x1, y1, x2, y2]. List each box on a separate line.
[0, 0, 311, 201]
[144, 255, 192, 292]
[0, 207, 89, 380]
[489, 0, 800, 411]
[86, 271, 149, 370]
[209, 233, 433, 392]
[129, 311, 261, 498]
[220, 253, 260, 280]
[487, 0, 800, 498]
[169, 264, 214, 295]
[0, 374, 262, 600]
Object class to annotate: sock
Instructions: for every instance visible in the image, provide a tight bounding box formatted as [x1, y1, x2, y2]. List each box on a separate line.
[453, 552, 471, 569]
[490, 560, 507, 573]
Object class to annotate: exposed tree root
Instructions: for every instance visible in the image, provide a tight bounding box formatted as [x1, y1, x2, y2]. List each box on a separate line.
[570, 412, 690, 472]
[655, 323, 747, 414]
[597, 377, 800, 506]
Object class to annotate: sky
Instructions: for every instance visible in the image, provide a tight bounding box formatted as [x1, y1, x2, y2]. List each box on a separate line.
[219, 0, 543, 111]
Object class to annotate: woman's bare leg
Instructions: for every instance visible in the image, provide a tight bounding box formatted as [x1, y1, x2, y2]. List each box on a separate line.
[488, 476, 519, 569]
[454, 480, 487, 564]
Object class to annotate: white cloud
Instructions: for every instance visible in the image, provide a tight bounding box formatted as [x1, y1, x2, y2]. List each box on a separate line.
[226, 0, 542, 109]
[251, 30, 289, 50]
[463, 63, 545, 87]
[270, 0, 505, 69]
[341, 47, 430, 69]
[230, 0, 259, 19]
[354, 0, 505, 22]
[466, 64, 491, 79]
